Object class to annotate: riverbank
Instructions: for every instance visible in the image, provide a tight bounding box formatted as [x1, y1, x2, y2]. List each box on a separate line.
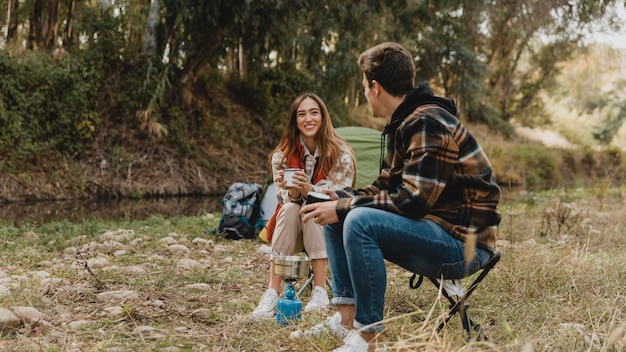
[0, 195, 224, 225]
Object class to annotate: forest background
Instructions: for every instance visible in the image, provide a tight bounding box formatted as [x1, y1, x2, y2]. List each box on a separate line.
[1, 0, 626, 204]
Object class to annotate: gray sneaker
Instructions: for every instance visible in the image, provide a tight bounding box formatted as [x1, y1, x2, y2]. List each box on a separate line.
[252, 288, 278, 319]
[304, 312, 349, 338]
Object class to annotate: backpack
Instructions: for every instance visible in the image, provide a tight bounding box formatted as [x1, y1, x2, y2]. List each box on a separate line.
[218, 182, 264, 240]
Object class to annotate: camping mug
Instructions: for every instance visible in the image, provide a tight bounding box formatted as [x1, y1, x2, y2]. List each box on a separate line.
[283, 168, 300, 187]
[305, 191, 330, 214]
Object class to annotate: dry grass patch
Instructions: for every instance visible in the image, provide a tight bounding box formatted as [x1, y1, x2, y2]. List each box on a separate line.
[0, 189, 625, 351]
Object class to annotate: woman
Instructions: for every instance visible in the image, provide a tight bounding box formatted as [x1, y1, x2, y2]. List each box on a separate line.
[252, 93, 356, 318]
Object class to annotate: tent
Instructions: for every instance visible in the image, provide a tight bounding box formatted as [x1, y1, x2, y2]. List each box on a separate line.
[336, 126, 381, 189]
[258, 126, 381, 241]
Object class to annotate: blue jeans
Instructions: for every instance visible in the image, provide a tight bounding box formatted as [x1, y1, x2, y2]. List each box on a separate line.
[324, 207, 491, 333]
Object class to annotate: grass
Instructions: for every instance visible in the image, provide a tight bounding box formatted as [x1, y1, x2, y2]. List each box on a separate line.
[0, 188, 625, 351]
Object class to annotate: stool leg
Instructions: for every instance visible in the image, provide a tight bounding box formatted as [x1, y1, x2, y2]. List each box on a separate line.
[298, 273, 314, 296]
[459, 304, 472, 339]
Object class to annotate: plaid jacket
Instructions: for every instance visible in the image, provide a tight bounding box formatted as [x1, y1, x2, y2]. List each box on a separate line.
[336, 82, 501, 249]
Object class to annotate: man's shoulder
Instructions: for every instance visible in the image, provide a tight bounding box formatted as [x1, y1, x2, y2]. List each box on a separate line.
[404, 104, 459, 129]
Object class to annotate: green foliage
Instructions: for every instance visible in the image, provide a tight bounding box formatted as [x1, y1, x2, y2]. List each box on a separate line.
[547, 45, 626, 148]
[226, 65, 316, 135]
[0, 52, 100, 170]
[486, 138, 626, 192]
[489, 144, 561, 189]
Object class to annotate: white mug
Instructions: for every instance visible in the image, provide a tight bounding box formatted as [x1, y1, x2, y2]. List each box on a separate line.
[283, 168, 300, 187]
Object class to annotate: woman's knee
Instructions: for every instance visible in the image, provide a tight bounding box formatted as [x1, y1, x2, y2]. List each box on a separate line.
[278, 202, 301, 218]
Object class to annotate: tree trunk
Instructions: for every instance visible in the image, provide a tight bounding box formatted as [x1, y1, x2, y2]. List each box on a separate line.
[43, 0, 60, 49]
[28, 0, 43, 50]
[5, 0, 19, 43]
[142, 0, 160, 56]
[62, 0, 77, 50]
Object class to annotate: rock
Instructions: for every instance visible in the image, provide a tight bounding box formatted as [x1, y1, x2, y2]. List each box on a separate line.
[68, 320, 91, 329]
[145, 299, 165, 308]
[0, 285, 10, 297]
[40, 278, 71, 296]
[213, 244, 229, 252]
[100, 241, 134, 253]
[87, 257, 109, 268]
[10, 306, 48, 324]
[177, 259, 202, 270]
[102, 306, 125, 318]
[192, 237, 214, 251]
[0, 308, 21, 330]
[159, 237, 178, 246]
[167, 244, 190, 255]
[37, 260, 53, 268]
[65, 241, 98, 255]
[185, 283, 211, 291]
[132, 325, 165, 338]
[129, 238, 144, 246]
[95, 290, 138, 302]
[99, 229, 135, 242]
[113, 250, 126, 257]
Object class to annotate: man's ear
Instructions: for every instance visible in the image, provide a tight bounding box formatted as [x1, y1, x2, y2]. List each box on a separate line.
[371, 80, 381, 96]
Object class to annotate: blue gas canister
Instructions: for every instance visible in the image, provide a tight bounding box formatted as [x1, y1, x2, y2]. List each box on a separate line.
[276, 283, 302, 326]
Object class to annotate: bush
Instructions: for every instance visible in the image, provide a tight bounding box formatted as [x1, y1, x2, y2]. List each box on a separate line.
[0, 52, 100, 171]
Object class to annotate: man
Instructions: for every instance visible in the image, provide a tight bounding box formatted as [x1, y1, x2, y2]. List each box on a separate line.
[301, 42, 501, 351]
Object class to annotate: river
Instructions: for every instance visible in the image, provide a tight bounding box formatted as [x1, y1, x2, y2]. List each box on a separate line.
[0, 196, 224, 225]
[0, 188, 525, 226]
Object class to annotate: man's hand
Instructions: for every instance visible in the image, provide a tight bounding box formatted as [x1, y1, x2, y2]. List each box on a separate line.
[301, 200, 339, 226]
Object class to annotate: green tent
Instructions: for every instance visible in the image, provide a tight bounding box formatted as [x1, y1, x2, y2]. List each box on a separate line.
[336, 126, 382, 189]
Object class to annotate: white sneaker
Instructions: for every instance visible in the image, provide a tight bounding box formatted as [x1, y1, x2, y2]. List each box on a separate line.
[304, 286, 330, 313]
[304, 312, 349, 338]
[252, 288, 278, 319]
[332, 330, 369, 352]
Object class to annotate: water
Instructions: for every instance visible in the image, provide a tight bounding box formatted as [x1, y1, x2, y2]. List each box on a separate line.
[0, 196, 224, 225]
[0, 188, 525, 225]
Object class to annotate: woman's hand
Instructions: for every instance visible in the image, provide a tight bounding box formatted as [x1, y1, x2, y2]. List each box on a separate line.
[286, 169, 310, 197]
[275, 170, 287, 189]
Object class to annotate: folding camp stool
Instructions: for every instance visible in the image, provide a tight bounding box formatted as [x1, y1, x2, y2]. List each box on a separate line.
[409, 251, 501, 340]
[297, 270, 333, 296]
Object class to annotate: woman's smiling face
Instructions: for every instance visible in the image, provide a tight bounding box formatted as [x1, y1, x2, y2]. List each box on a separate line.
[296, 97, 322, 140]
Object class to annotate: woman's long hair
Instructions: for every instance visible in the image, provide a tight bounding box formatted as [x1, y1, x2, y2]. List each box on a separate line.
[270, 93, 352, 184]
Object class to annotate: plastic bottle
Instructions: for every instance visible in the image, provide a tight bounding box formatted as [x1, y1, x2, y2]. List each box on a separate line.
[276, 283, 302, 326]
